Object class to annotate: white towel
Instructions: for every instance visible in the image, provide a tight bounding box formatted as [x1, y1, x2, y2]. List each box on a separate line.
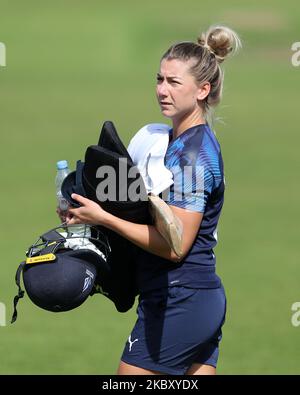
[127, 123, 173, 195]
[60, 226, 107, 261]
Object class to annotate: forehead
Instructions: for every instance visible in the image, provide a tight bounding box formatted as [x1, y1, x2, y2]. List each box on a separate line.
[159, 58, 194, 78]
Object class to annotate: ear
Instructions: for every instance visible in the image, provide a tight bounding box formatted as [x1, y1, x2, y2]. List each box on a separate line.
[196, 82, 211, 101]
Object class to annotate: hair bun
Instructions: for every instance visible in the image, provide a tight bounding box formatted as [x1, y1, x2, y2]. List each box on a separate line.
[197, 25, 242, 63]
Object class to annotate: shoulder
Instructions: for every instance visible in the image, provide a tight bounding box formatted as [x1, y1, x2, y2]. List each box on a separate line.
[183, 125, 220, 152]
[127, 123, 171, 164]
[131, 123, 171, 140]
[128, 123, 170, 149]
[167, 126, 223, 182]
[172, 126, 221, 163]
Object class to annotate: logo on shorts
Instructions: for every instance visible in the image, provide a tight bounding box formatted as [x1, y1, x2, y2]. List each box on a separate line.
[128, 335, 139, 352]
[82, 269, 94, 293]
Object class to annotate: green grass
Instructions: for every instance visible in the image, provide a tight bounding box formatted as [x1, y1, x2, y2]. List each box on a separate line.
[1, 0, 300, 374]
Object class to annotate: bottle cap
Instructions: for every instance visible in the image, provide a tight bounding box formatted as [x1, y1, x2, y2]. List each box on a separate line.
[56, 160, 68, 170]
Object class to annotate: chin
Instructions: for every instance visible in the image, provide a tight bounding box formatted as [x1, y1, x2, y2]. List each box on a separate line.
[160, 109, 173, 118]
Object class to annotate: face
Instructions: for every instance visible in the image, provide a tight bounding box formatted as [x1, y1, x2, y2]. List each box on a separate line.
[156, 58, 209, 121]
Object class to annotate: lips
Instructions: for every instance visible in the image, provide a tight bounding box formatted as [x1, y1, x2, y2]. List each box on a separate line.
[160, 102, 172, 106]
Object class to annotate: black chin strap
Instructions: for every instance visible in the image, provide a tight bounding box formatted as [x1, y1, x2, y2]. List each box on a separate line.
[11, 261, 26, 324]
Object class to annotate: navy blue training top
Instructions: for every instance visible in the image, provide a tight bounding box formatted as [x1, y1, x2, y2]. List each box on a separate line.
[136, 123, 225, 293]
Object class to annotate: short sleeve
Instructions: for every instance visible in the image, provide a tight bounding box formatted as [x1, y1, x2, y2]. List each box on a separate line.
[165, 161, 214, 213]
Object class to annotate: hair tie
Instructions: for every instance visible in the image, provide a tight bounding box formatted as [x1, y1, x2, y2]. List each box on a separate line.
[202, 43, 215, 56]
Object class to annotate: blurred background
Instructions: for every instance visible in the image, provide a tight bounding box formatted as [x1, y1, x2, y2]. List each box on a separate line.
[0, 0, 299, 374]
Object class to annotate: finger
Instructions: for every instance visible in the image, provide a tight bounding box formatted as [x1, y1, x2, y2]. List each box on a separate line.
[71, 193, 89, 205]
[68, 207, 80, 215]
[67, 217, 80, 225]
[66, 212, 74, 221]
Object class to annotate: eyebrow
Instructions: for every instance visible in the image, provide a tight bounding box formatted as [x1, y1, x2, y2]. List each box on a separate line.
[156, 73, 182, 80]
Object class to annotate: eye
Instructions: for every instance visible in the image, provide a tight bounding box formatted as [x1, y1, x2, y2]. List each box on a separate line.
[170, 80, 180, 85]
[156, 76, 163, 83]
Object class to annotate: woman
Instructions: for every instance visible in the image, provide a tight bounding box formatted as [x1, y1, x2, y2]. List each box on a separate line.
[65, 24, 241, 375]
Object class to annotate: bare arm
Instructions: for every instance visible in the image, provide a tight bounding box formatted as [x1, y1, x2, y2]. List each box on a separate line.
[67, 194, 203, 263]
[102, 205, 203, 262]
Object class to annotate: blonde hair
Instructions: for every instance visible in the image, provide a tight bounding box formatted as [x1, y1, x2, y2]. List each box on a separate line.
[161, 25, 242, 125]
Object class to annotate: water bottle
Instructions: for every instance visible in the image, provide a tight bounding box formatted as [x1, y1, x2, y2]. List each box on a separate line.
[55, 160, 70, 212]
[55, 160, 91, 239]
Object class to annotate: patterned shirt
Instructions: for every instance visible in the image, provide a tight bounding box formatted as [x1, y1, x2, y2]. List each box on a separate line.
[136, 123, 225, 293]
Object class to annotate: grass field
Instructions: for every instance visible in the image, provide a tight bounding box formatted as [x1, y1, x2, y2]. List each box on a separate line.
[1, 0, 300, 374]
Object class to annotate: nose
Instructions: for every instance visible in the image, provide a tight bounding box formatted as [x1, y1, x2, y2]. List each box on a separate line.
[156, 80, 168, 98]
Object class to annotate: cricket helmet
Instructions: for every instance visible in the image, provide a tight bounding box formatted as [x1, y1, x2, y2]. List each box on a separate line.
[11, 224, 111, 323]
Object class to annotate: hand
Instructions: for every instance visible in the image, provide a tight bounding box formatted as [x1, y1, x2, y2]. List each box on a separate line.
[56, 207, 74, 224]
[66, 194, 109, 226]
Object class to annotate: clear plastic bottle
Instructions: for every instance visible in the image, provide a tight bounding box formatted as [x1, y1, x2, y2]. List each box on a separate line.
[55, 160, 91, 239]
[55, 160, 70, 212]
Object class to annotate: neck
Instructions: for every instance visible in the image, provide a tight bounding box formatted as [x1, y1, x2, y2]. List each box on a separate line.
[172, 110, 206, 139]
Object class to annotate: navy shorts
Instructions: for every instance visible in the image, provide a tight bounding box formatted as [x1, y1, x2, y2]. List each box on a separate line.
[121, 285, 227, 375]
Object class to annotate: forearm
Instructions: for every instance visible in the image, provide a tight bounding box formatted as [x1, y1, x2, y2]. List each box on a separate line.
[101, 211, 180, 262]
